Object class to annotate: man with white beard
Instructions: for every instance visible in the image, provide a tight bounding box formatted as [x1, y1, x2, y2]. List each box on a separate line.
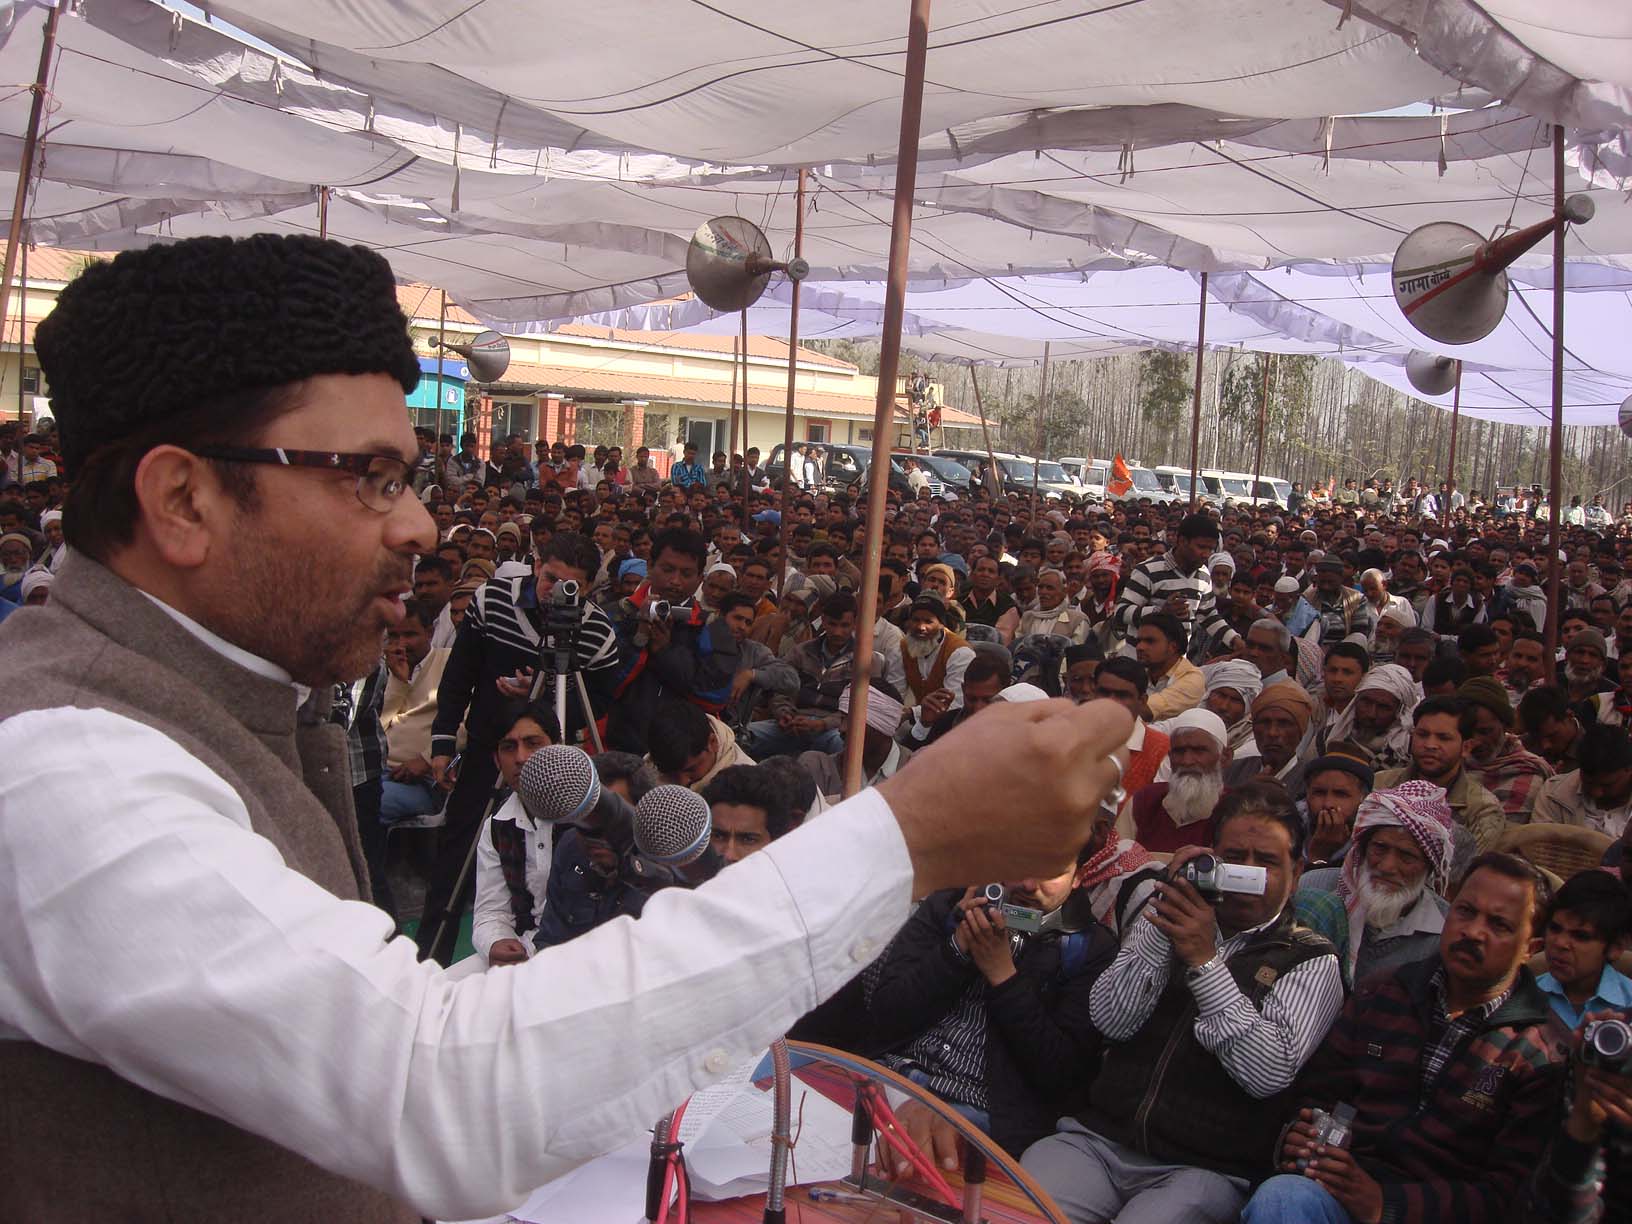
[1126, 708, 1230, 853]
[1323, 663, 1418, 770]
[1296, 780, 1455, 986]
[898, 593, 975, 743]
[1562, 627, 1617, 704]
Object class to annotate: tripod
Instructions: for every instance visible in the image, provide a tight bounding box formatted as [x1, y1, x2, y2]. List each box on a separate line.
[528, 578, 606, 753]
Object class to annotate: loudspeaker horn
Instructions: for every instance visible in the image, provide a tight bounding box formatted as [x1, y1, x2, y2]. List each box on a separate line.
[1619, 392, 1632, 441]
[435, 329, 511, 382]
[1405, 350, 1459, 397]
[1391, 194, 1595, 345]
[685, 215, 810, 312]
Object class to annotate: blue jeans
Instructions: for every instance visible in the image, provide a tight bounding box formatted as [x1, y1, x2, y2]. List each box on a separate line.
[741, 719, 843, 760]
[380, 777, 439, 824]
[902, 1067, 991, 1135]
[1241, 1174, 1351, 1224]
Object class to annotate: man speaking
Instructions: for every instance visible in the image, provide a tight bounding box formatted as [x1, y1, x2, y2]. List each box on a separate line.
[0, 236, 1130, 1222]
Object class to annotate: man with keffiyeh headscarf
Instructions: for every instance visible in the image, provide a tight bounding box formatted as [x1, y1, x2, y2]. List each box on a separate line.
[1295, 780, 1455, 985]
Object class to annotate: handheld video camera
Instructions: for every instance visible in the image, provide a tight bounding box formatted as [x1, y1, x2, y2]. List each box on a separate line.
[1173, 854, 1268, 904]
[640, 598, 691, 624]
[1579, 1017, 1632, 1073]
[981, 882, 1046, 934]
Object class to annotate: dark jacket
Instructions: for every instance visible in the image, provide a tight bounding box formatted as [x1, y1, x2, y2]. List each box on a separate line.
[769, 633, 858, 727]
[1295, 957, 1569, 1224]
[531, 828, 644, 949]
[1082, 907, 1333, 1181]
[604, 587, 742, 753]
[866, 888, 1117, 1155]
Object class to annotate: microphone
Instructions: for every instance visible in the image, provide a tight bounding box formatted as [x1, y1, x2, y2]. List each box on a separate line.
[633, 785, 722, 887]
[517, 745, 636, 854]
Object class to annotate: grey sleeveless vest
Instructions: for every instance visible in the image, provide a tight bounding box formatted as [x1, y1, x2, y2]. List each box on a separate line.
[0, 553, 414, 1223]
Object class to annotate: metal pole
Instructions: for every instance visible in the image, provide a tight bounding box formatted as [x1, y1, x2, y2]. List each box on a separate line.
[436, 289, 448, 442]
[318, 186, 330, 239]
[1251, 352, 1268, 508]
[1032, 340, 1050, 512]
[738, 309, 750, 503]
[779, 168, 807, 598]
[1444, 361, 1462, 533]
[1187, 271, 1209, 509]
[842, 0, 931, 799]
[970, 366, 1003, 498]
[16, 229, 27, 424]
[729, 332, 740, 474]
[0, 3, 61, 351]
[1543, 124, 1567, 661]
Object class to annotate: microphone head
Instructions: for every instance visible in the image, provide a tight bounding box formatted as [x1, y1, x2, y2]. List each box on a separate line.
[635, 785, 713, 866]
[517, 744, 600, 825]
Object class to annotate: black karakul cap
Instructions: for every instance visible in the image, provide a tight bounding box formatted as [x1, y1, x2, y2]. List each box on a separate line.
[36, 234, 421, 470]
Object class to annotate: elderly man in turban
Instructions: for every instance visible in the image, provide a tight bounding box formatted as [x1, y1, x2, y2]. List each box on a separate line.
[1128, 708, 1231, 853]
[1155, 658, 1261, 772]
[1324, 663, 1419, 771]
[1208, 551, 1236, 598]
[1226, 682, 1313, 796]
[1295, 779, 1455, 986]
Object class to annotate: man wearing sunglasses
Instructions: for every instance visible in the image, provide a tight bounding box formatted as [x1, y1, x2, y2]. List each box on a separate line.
[0, 234, 1133, 1224]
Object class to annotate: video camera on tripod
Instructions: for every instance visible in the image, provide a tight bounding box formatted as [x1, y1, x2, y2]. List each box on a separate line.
[528, 577, 605, 753]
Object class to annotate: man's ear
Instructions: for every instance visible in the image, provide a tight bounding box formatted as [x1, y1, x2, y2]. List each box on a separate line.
[130, 445, 225, 570]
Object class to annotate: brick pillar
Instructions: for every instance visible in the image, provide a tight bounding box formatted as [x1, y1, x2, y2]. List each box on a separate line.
[541, 395, 562, 443]
[625, 403, 645, 449]
[475, 396, 494, 455]
[561, 400, 579, 445]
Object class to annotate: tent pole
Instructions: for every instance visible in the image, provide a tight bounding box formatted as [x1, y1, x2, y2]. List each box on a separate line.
[739, 308, 750, 502]
[1251, 353, 1268, 508]
[1444, 361, 1462, 533]
[17, 228, 28, 424]
[0, 2, 60, 355]
[843, 0, 931, 799]
[779, 167, 806, 597]
[1032, 340, 1050, 512]
[318, 186, 330, 239]
[1543, 124, 1567, 661]
[728, 333, 740, 477]
[1187, 271, 1209, 509]
[436, 290, 448, 443]
[970, 366, 1003, 498]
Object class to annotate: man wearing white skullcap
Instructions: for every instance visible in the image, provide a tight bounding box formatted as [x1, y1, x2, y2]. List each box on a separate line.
[38, 508, 65, 572]
[1209, 552, 1236, 598]
[1271, 575, 1318, 639]
[1127, 708, 1231, 853]
[796, 680, 914, 801]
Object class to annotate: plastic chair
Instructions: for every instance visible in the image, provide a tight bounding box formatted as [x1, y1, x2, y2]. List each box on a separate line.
[1492, 823, 1613, 882]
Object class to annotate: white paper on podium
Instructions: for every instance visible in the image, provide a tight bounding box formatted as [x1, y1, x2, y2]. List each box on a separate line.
[685, 1077, 855, 1201]
[504, 1134, 651, 1224]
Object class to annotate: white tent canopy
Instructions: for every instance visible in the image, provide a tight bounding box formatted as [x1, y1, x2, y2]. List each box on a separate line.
[2, 0, 1630, 423]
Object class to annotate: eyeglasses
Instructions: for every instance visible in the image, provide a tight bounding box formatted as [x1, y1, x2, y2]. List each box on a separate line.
[194, 446, 411, 513]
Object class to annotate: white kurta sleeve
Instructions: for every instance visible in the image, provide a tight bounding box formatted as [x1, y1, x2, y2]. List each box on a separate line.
[469, 813, 514, 962]
[0, 706, 914, 1219]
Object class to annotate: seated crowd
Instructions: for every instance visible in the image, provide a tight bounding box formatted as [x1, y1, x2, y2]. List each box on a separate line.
[5, 417, 1632, 1220]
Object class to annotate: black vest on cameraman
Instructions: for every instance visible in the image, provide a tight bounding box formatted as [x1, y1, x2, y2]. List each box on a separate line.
[1079, 908, 1333, 1181]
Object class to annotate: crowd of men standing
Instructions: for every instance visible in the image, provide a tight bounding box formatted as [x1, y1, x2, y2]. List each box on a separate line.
[5, 411, 1630, 1221]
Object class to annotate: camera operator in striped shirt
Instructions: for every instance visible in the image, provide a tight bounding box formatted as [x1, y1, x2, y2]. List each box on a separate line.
[1112, 513, 1240, 662]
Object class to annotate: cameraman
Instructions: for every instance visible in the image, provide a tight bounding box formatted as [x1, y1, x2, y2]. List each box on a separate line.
[606, 527, 743, 753]
[419, 531, 618, 964]
[1022, 782, 1341, 1223]
[1526, 1014, 1632, 1223]
[865, 846, 1118, 1157]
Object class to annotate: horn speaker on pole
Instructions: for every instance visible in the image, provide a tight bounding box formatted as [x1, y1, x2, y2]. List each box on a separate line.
[1405, 350, 1459, 397]
[685, 215, 810, 312]
[435, 329, 511, 382]
[1391, 194, 1594, 344]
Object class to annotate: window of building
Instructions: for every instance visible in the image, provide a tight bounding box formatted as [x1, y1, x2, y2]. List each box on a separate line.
[489, 400, 536, 441]
[806, 422, 828, 443]
[577, 405, 626, 448]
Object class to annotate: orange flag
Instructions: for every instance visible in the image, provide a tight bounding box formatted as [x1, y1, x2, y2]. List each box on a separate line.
[1108, 453, 1133, 497]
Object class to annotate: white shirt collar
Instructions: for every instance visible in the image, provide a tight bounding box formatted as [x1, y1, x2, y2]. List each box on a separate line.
[1126, 720, 1147, 752]
[139, 590, 312, 707]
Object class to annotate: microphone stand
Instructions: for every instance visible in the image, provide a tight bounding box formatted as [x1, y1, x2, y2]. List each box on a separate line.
[764, 1038, 792, 1224]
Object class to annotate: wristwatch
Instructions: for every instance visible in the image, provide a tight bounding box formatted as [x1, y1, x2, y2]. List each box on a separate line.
[1185, 951, 1225, 980]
